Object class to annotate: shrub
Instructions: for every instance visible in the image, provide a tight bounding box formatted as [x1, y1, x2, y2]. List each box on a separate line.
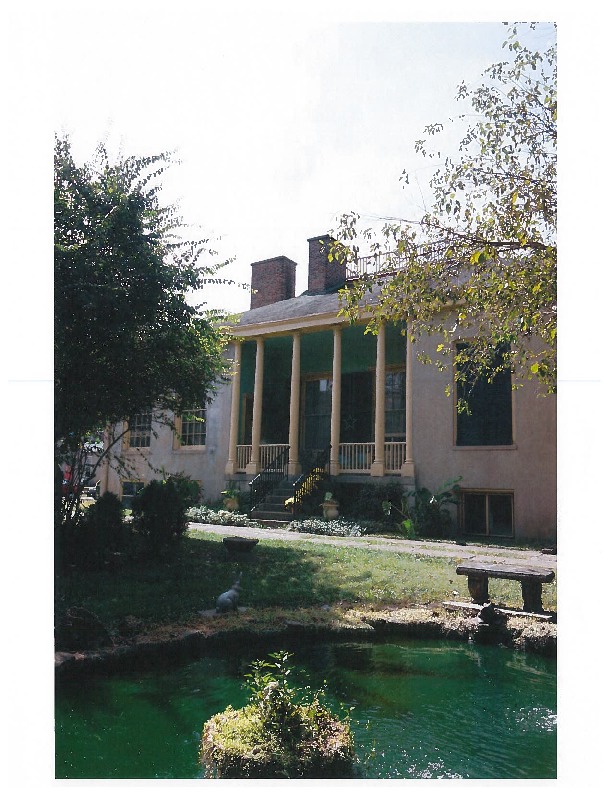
[200, 652, 354, 779]
[286, 518, 365, 537]
[382, 478, 461, 539]
[186, 505, 265, 529]
[332, 481, 405, 523]
[132, 479, 188, 554]
[56, 492, 129, 570]
[166, 473, 201, 509]
[84, 491, 129, 551]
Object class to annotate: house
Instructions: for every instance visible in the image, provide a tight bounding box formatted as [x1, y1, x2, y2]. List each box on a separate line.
[102, 234, 556, 543]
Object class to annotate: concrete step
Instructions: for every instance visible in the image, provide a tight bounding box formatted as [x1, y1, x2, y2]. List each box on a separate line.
[251, 510, 293, 522]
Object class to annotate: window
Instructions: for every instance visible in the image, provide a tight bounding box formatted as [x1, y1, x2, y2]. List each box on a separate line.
[304, 377, 332, 449]
[461, 490, 514, 537]
[128, 413, 152, 448]
[340, 371, 373, 443]
[180, 406, 207, 446]
[456, 345, 513, 446]
[121, 480, 144, 508]
[385, 369, 406, 440]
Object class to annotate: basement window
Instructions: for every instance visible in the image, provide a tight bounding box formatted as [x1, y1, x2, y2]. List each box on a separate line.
[460, 490, 514, 537]
[121, 480, 144, 508]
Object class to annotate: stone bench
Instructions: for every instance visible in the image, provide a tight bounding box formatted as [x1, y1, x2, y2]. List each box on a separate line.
[456, 562, 555, 613]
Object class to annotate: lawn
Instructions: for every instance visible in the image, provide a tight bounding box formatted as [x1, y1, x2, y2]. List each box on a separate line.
[55, 528, 557, 634]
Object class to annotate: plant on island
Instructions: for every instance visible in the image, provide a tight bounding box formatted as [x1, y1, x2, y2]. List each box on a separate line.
[200, 651, 355, 779]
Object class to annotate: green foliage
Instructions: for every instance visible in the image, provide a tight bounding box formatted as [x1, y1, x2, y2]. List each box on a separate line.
[186, 505, 265, 529]
[286, 518, 365, 537]
[332, 23, 556, 395]
[200, 652, 354, 778]
[165, 472, 201, 509]
[54, 135, 231, 527]
[383, 478, 461, 539]
[132, 479, 188, 554]
[335, 481, 404, 524]
[84, 491, 129, 551]
[56, 492, 130, 571]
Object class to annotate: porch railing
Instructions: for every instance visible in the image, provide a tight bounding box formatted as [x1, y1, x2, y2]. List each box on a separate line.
[384, 441, 406, 473]
[338, 442, 374, 473]
[236, 445, 251, 472]
[235, 443, 290, 473]
[346, 251, 399, 281]
[238, 441, 406, 475]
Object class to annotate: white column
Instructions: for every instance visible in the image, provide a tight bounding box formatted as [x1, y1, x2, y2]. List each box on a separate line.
[401, 325, 416, 479]
[371, 323, 386, 476]
[246, 336, 264, 475]
[329, 326, 342, 476]
[288, 332, 302, 477]
[225, 341, 242, 475]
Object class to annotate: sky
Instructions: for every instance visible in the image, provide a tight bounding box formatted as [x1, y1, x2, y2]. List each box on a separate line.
[4, 2, 610, 789]
[48, 6, 555, 314]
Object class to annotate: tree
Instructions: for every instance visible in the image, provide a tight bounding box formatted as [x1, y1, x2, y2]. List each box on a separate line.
[331, 23, 556, 399]
[55, 135, 231, 526]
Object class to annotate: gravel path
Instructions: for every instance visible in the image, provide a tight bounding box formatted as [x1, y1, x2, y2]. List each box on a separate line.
[187, 522, 557, 570]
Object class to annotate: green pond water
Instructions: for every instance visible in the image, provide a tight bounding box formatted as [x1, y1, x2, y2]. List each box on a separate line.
[55, 637, 556, 779]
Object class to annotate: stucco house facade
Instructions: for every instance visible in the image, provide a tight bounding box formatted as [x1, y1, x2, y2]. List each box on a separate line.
[103, 234, 556, 543]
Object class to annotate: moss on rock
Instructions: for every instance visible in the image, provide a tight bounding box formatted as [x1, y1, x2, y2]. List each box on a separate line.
[200, 702, 354, 778]
[200, 651, 355, 779]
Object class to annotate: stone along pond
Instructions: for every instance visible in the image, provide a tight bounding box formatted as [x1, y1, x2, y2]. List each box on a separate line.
[55, 637, 556, 779]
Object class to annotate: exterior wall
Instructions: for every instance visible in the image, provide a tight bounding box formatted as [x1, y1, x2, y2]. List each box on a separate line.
[410, 332, 556, 542]
[104, 374, 233, 505]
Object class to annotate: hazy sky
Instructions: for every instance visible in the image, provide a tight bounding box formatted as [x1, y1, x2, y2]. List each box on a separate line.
[49, 6, 555, 313]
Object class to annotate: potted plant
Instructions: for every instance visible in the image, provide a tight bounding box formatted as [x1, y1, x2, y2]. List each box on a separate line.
[221, 486, 241, 512]
[320, 492, 339, 520]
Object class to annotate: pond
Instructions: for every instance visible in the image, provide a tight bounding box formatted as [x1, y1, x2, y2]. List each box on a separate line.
[55, 637, 556, 779]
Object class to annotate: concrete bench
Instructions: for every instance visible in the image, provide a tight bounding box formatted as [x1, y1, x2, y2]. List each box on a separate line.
[456, 562, 555, 613]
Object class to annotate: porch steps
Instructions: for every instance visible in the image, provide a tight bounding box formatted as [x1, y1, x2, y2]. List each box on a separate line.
[250, 482, 294, 523]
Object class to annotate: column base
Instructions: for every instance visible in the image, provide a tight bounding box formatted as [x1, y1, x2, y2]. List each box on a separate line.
[370, 460, 385, 477]
[400, 460, 416, 478]
[225, 461, 237, 476]
[288, 462, 302, 477]
[245, 462, 260, 476]
[329, 460, 340, 477]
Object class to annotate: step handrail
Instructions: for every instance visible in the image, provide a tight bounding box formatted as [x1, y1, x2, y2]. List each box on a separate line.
[291, 446, 331, 513]
[249, 446, 290, 512]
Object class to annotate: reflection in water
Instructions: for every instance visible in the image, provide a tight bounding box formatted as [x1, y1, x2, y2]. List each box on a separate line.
[56, 638, 556, 779]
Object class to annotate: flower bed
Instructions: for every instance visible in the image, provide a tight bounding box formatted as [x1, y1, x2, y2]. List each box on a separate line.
[285, 518, 365, 537]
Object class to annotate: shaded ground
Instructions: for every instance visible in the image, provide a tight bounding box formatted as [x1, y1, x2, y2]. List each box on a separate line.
[56, 525, 557, 676]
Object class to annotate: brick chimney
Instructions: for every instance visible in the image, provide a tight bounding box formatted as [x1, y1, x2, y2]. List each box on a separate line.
[307, 234, 346, 295]
[250, 256, 297, 309]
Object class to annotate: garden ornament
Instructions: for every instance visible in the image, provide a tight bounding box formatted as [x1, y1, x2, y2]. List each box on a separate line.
[216, 573, 242, 613]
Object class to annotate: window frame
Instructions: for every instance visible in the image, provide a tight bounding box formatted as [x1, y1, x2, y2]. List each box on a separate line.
[459, 489, 514, 537]
[175, 405, 207, 449]
[125, 412, 153, 449]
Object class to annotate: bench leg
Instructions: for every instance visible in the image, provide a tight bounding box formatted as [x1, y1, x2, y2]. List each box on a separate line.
[467, 574, 489, 605]
[521, 581, 543, 613]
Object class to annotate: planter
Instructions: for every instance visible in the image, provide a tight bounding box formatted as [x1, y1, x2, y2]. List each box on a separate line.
[321, 501, 339, 520]
[222, 536, 259, 555]
[222, 497, 240, 512]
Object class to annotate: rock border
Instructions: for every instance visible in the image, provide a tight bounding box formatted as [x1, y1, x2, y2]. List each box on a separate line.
[55, 604, 556, 679]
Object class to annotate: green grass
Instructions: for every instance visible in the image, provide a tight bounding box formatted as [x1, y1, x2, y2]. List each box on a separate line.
[55, 529, 557, 633]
